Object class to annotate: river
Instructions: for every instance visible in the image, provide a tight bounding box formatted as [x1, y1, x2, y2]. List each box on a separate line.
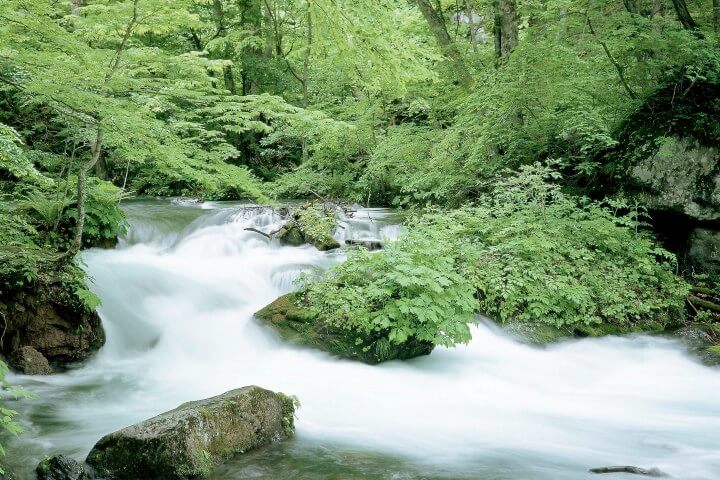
[5, 199, 720, 479]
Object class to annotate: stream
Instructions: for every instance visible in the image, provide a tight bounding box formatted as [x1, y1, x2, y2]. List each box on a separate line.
[5, 199, 720, 479]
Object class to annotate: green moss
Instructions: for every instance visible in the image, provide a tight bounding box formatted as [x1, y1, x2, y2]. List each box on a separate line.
[255, 293, 434, 364]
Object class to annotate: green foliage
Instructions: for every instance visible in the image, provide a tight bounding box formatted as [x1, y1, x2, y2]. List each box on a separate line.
[301, 164, 688, 345]
[449, 164, 688, 330]
[0, 360, 33, 464]
[294, 204, 337, 247]
[302, 226, 477, 347]
[358, 125, 438, 207]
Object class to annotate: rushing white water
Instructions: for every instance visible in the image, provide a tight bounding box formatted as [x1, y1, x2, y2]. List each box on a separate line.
[5, 200, 720, 479]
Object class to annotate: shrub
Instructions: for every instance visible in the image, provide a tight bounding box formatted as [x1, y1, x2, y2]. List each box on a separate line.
[300, 164, 688, 346]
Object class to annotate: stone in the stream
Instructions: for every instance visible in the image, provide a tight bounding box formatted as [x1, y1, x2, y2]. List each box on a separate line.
[255, 293, 434, 364]
[85, 386, 296, 479]
[36, 455, 90, 480]
[10, 346, 52, 375]
[276, 224, 305, 247]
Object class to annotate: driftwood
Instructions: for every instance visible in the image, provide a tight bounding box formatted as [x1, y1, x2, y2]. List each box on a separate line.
[244, 227, 283, 240]
[244, 227, 273, 240]
[590, 466, 670, 477]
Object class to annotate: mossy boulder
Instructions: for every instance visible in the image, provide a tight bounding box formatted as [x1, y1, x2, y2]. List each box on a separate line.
[36, 455, 90, 480]
[276, 224, 305, 247]
[276, 222, 339, 251]
[255, 293, 434, 364]
[86, 386, 297, 479]
[275, 204, 340, 251]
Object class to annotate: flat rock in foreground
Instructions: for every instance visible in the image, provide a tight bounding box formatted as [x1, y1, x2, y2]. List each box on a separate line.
[86, 386, 297, 479]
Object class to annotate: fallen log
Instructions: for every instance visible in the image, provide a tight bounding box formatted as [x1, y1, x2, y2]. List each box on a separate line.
[687, 294, 720, 313]
[589, 466, 670, 477]
[690, 286, 716, 296]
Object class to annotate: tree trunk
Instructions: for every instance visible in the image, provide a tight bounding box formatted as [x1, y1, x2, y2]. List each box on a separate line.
[95, 154, 108, 180]
[465, 1, 479, 52]
[494, 0, 518, 61]
[224, 65, 237, 95]
[413, 0, 469, 83]
[71, 0, 82, 16]
[302, 3, 312, 162]
[68, 0, 137, 256]
[670, 0, 699, 30]
[72, 129, 103, 254]
[263, 1, 274, 58]
[714, 0, 720, 33]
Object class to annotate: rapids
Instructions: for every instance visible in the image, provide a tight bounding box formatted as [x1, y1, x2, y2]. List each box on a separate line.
[4, 199, 720, 479]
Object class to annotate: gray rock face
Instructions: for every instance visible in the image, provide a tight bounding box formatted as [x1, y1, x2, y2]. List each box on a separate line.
[10, 346, 52, 375]
[86, 386, 296, 479]
[631, 137, 720, 221]
[688, 228, 720, 273]
[36, 455, 89, 480]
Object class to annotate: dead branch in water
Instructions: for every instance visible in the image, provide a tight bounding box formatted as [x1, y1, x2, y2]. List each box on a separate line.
[590, 466, 670, 477]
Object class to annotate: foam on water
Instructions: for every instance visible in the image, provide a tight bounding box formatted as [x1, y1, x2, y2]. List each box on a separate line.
[5, 200, 720, 479]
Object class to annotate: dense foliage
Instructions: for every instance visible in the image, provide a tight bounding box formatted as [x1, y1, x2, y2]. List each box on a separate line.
[302, 165, 689, 347]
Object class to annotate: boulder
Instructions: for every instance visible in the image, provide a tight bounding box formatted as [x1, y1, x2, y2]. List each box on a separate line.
[255, 293, 434, 364]
[10, 346, 52, 375]
[688, 228, 720, 273]
[630, 136, 720, 221]
[276, 222, 340, 251]
[86, 386, 297, 479]
[36, 455, 90, 480]
[275, 224, 305, 247]
[0, 286, 105, 371]
[674, 326, 720, 366]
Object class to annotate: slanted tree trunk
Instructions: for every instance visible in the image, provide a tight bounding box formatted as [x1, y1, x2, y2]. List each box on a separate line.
[670, 0, 699, 30]
[413, 0, 469, 84]
[494, 0, 518, 61]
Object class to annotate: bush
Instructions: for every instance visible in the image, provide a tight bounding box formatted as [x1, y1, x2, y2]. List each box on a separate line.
[300, 164, 688, 347]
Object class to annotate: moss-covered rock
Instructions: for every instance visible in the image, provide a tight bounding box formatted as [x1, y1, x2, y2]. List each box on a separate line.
[275, 204, 340, 251]
[85, 386, 296, 479]
[0, 285, 105, 373]
[255, 293, 434, 364]
[36, 454, 90, 480]
[276, 224, 305, 247]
